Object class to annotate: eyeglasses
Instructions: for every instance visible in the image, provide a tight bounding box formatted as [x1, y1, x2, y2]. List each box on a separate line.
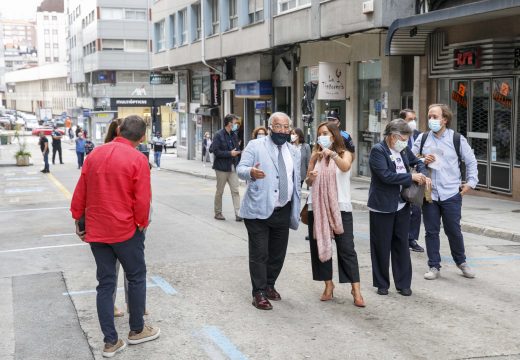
[271, 124, 291, 131]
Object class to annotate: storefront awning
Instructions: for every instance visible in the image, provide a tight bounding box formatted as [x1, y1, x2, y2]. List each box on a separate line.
[385, 0, 520, 56]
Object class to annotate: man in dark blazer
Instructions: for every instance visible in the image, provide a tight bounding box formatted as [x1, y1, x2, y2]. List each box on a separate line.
[212, 114, 242, 221]
[400, 109, 424, 253]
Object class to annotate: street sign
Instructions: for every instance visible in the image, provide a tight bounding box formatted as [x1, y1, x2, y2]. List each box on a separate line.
[210, 74, 221, 106]
[150, 73, 174, 85]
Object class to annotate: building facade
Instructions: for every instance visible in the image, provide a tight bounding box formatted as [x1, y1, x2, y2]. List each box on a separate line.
[36, 0, 67, 66]
[66, 0, 177, 142]
[150, 0, 416, 169]
[386, 0, 520, 199]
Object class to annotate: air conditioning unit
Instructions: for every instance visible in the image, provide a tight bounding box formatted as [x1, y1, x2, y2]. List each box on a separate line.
[362, 0, 374, 14]
[200, 93, 209, 106]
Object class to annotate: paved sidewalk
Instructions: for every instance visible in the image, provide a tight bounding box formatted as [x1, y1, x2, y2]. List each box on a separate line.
[157, 152, 520, 242]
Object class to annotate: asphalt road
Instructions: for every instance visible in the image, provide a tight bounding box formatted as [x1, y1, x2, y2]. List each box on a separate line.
[1, 141, 520, 359]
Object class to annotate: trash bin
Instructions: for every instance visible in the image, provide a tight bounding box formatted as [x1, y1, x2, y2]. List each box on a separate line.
[0, 134, 8, 145]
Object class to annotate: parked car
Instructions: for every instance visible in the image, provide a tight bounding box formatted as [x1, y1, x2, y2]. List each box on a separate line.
[25, 119, 39, 131]
[32, 127, 65, 136]
[165, 135, 177, 148]
[0, 117, 12, 129]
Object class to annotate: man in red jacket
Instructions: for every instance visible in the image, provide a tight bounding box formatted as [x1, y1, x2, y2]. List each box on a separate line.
[71, 115, 159, 358]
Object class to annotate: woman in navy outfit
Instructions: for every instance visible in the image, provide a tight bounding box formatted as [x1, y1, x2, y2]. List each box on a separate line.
[367, 119, 430, 297]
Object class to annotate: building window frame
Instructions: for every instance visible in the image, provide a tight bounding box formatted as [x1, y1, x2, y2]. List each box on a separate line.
[211, 0, 219, 34]
[248, 0, 264, 24]
[277, 0, 310, 14]
[155, 19, 166, 52]
[229, 0, 237, 29]
[179, 9, 188, 45]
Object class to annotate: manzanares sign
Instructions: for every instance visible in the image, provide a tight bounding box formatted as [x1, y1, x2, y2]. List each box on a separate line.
[149, 73, 174, 85]
[318, 62, 347, 100]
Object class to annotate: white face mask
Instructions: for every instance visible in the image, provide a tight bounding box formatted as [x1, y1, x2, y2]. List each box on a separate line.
[290, 134, 298, 143]
[394, 139, 408, 152]
[407, 120, 417, 131]
[318, 135, 332, 149]
[257, 134, 266, 139]
[428, 118, 442, 132]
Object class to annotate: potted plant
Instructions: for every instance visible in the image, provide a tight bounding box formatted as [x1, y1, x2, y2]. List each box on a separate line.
[13, 130, 31, 166]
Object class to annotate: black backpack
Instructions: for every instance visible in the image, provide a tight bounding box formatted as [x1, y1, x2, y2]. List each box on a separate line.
[419, 131, 465, 180]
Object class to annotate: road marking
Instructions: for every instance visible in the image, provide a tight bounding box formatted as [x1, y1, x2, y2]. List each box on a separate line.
[4, 187, 45, 194]
[0, 206, 68, 213]
[63, 284, 159, 296]
[42, 233, 76, 238]
[47, 173, 72, 199]
[200, 326, 248, 360]
[0, 243, 88, 254]
[150, 275, 178, 295]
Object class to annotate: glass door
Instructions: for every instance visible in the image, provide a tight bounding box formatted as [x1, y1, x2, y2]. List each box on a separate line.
[490, 78, 513, 191]
[469, 79, 490, 188]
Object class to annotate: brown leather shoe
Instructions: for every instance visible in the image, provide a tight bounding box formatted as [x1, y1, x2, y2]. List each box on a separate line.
[266, 287, 281, 301]
[214, 213, 226, 220]
[252, 293, 273, 310]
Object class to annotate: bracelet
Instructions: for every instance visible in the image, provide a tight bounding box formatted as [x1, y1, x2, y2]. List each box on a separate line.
[331, 152, 339, 159]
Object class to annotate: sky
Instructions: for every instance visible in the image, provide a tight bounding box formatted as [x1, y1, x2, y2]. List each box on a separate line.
[0, 0, 42, 20]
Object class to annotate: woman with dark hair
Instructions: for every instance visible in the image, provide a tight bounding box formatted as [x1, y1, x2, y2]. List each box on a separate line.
[251, 126, 268, 139]
[305, 122, 365, 307]
[290, 128, 311, 188]
[104, 118, 123, 144]
[368, 119, 430, 297]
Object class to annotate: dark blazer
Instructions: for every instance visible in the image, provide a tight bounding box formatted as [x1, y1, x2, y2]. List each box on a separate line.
[367, 140, 427, 213]
[212, 128, 240, 172]
[408, 129, 420, 149]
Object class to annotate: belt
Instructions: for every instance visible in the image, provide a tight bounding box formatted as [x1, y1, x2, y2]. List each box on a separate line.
[274, 202, 291, 211]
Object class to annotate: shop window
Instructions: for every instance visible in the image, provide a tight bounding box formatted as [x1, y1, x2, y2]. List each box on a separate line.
[450, 80, 468, 136]
[517, 79, 520, 167]
[491, 78, 513, 164]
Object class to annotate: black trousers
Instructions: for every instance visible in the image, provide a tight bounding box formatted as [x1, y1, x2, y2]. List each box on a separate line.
[369, 205, 412, 290]
[308, 211, 360, 283]
[244, 202, 291, 295]
[52, 142, 62, 163]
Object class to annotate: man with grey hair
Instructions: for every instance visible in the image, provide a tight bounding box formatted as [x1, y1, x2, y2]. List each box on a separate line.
[237, 112, 301, 310]
[71, 115, 160, 357]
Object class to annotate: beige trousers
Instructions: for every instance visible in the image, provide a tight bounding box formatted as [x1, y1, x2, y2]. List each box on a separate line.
[214, 169, 241, 216]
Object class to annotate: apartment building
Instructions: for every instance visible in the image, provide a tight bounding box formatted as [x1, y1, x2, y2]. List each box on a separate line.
[66, 0, 177, 143]
[36, 0, 67, 65]
[151, 0, 416, 168]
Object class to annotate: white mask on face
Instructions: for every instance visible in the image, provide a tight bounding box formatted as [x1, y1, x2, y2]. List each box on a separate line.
[407, 120, 417, 132]
[257, 134, 266, 139]
[428, 118, 442, 132]
[318, 135, 332, 149]
[290, 134, 298, 143]
[393, 139, 408, 152]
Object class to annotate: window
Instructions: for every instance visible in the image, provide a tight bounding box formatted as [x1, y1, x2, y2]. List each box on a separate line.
[155, 20, 166, 51]
[126, 40, 147, 52]
[53, 43, 58, 48]
[44, 29, 50, 35]
[118, 71, 133, 82]
[169, 14, 176, 47]
[99, 8, 123, 20]
[179, 9, 187, 44]
[229, 0, 237, 29]
[52, 29, 58, 35]
[44, 15, 49, 20]
[52, 16, 58, 21]
[45, 43, 50, 48]
[101, 39, 124, 50]
[45, 57, 51, 62]
[278, 0, 310, 13]
[192, 4, 201, 40]
[125, 9, 147, 20]
[134, 72, 149, 83]
[53, 57, 59, 62]
[211, 0, 219, 34]
[248, 0, 263, 23]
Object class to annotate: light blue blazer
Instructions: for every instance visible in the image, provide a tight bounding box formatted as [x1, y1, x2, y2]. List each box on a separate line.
[237, 136, 301, 230]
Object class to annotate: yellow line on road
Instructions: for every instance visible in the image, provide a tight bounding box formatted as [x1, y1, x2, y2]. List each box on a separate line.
[47, 173, 72, 200]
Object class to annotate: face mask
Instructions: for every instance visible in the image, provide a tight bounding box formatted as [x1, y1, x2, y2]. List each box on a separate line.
[271, 131, 290, 145]
[318, 135, 332, 149]
[257, 134, 266, 139]
[394, 139, 408, 152]
[290, 134, 298, 143]
[407, 120, 417, 132]
[428, 118, 442, 132]
[231, 124, 238, 132]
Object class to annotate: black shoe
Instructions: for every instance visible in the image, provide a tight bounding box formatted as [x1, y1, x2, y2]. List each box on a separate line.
[409, 240, 424, 253]
[305, 236, 310, 241]
[235, 215, 243, 222]
[397, 288, 412, 296]
[377, 288, 388, 295]
[60, 162, 64, 164]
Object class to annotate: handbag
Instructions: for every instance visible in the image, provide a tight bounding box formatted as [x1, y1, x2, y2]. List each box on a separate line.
[401, 182, 425, 207]
[300, 203, 309, 225]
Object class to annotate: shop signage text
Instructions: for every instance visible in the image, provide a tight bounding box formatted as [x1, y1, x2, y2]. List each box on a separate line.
[149, 73, 174, 85]
[114, 99, 150, 106]
[451, 82, 468, 108]
[453, 47, 481, 69]
[317, 62, 346, 100]
[235, 81, 272, 98]
[210, 74, 221, 106]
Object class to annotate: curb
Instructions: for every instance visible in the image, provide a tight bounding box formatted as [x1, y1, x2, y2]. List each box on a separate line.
[162, 166, 520, 243]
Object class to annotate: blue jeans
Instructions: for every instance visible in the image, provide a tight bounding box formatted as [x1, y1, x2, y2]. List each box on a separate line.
[76, 151, 85, 168]
[154, 151, 162, 168]
[42, 150, 49, 171]
[90, 229, 147, 344]
[422, 193, 466, 270]
[408, 204, 422, 243]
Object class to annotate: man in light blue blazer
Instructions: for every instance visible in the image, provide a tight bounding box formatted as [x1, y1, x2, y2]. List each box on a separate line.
[237, 112, 301, 310]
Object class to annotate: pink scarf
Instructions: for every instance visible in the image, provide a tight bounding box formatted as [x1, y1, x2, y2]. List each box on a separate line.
[312, 157, 344, 262]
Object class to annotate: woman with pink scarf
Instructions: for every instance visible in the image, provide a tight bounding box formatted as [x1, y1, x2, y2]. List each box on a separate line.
[305, 122, 365, 307]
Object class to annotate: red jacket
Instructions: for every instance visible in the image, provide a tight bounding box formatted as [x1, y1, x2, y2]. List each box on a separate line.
[70, 137, 151, 243]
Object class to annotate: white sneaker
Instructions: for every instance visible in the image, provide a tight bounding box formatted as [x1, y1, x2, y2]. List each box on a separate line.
[424, 267, 440, 280]
[457, 262, 475, 278]
[157, 167, 161, 171]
